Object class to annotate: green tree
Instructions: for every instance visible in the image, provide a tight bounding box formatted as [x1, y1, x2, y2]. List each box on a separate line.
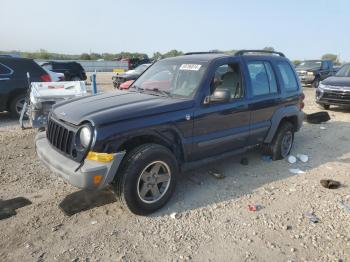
[292, 60, 301, 66]
[80, 53, 91, 60]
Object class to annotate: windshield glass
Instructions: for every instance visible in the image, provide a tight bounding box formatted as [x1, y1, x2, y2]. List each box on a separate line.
[298, 61, 322, 68]
[134, 64, 149, 74]
[336, 64, 350, 77]
[131, 59, 207, 98]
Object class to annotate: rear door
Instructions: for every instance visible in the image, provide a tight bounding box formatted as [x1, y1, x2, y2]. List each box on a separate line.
[244, 58, 280, 145]
[0, 60, 15, 110]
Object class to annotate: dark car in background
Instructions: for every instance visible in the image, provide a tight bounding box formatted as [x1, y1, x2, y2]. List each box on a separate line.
[296, 60, 334, 88]
[41, 61, 87, 81]
[0, 57, 51, 117]
[316, 63, 350, 109]
[112, 63, 151, 89]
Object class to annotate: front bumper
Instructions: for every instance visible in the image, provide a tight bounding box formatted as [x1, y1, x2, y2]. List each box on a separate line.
[316, 88, 350, 106]
[35, 132, 125, 190]
[299, 75, 315, 85]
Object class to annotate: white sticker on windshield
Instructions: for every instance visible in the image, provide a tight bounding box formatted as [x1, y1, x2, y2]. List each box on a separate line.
[180, 64, 202, 71]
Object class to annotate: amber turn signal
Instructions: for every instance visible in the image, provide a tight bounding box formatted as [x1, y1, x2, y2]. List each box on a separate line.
[86, 151, 114, 163]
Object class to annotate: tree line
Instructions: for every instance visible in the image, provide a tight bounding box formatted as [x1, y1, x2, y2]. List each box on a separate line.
[0, 48, 344, 65]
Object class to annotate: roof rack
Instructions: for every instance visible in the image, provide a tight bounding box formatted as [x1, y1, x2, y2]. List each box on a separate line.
[184, 51, 223, 55]
[235, 50, 285, 57]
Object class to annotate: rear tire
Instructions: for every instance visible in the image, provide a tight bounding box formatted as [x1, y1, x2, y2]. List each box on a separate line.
[9, 94, 26, 119]
[266, 122, 295, 161]
[112, 144, 178, 215]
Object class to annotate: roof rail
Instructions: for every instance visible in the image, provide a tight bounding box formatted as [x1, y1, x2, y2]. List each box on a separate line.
[184, 51, 223, 55]
[235, 50, 285, 57]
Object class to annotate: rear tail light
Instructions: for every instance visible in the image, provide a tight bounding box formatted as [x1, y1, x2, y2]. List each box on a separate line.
[40, 74, 51, 82]
[299, 92, 305, 110]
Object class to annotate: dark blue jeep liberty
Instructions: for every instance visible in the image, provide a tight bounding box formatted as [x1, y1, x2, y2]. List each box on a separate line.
[36, 50, 304, 215]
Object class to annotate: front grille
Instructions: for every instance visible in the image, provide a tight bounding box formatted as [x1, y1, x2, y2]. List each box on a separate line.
[47, 118, 75, 155]
[323, 90, 350, 100]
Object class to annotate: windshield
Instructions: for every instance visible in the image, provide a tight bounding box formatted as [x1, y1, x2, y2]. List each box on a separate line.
[336, 64, 350, 77]
[134, 64, 149, 74]
[131, 59, 207, 98]
[298, 61, 322, 68]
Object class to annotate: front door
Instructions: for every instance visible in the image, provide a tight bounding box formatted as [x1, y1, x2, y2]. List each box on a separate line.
[191, 61, 250, 161]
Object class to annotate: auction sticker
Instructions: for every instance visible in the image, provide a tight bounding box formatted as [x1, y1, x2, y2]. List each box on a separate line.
[179, 64, 202, 71]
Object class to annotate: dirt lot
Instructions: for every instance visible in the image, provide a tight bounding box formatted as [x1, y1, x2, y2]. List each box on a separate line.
[1, 82, 350, 262]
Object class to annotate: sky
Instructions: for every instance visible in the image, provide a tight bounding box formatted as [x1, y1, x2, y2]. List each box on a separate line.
[1, 0, 349, 61]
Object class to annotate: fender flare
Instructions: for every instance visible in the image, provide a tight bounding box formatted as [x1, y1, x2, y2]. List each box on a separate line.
[264, 105, 300, 143]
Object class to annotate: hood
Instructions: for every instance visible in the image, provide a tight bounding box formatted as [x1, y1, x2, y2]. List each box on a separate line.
[322, 76, 350, 88]
[52, 91, 194, 126]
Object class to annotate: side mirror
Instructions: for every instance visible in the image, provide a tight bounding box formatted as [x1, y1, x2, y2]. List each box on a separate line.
[204, 88, 231, 104]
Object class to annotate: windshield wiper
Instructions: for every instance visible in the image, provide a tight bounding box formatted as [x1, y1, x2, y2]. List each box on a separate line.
[145, 88, 171, 97]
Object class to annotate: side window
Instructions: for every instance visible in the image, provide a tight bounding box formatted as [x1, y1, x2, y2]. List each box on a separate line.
[0, 63, 13, 76]
[210, 63, 244, 100]
[277, 61, 298, 91]
[247, 61, 278, 96]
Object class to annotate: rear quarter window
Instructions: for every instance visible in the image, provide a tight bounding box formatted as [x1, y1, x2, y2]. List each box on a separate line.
[0, 63, 13, 75]
[277, 61, 298, 91]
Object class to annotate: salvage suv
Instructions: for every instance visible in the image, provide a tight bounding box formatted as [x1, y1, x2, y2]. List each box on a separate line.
[35, 50, 304, 215]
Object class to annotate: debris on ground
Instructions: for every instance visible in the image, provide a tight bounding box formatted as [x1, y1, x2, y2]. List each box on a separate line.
[208, 169, 225, 179]
[304, 211, 320, 223]
[305, 111, 330, 124]
[296, 154, 309, 163]
[320, 179, 341, 189]
[248, 204, 263, 211]
[261, 155, 272, 162]
[338, 201, 350, 214]
[91, 221, 98, 225]
[240, 157, 249, 166]
[287, 155, 297, 164]
[289, 168, 305, 174]
[170, 212, 178, 219]
[320, 126, 327, 130]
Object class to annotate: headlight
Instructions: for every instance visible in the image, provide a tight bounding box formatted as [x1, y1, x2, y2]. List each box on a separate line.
[79, 126, 92, 148]
[307, 71, 314, 76]
[318, 82, 325, 89]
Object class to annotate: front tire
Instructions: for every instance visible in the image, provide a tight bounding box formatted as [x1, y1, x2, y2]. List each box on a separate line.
[113, 144, 178, 215]
[266, 122, 295, 161]
[322, 104, 330, 110]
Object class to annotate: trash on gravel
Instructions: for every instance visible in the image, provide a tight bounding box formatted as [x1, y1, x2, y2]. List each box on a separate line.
[304, 211, 320, 223]
[288, 155, 297, 164]
[289, 168, 305, 174]
[91, 221, 98, 225]
[338, 201, 350, 214]
[261, 155, 272, 162]
[248, 204, 263, 211]
[305, 112, 330, 124]
[240, 157, 249, 166]
[320, 126, 327, 130]
[51, 223, 63, 232]
[208, 169, 225, 179]
[320, 179, 341, 189]
[170, 212, 178, 219]
[296, 154, 309, 163]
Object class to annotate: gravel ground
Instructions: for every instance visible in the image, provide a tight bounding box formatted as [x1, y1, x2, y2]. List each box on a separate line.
[1, 86, 350, 262]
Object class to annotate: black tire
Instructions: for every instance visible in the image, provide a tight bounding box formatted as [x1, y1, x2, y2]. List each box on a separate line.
[322, 104, 330, 110]
[265, 122, 295, 161]
[9, 94, 26, 119]
[312, 77, 320, 88]
[112, 143, 178, 215]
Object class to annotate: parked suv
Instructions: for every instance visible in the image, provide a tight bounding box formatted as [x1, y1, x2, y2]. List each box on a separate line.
[316, 63, 350, 109]
[0, 57, 52, 117]
[35, 50, 304, 215]
[296, 60, 334, 88]
[41, 61, 87, 81]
